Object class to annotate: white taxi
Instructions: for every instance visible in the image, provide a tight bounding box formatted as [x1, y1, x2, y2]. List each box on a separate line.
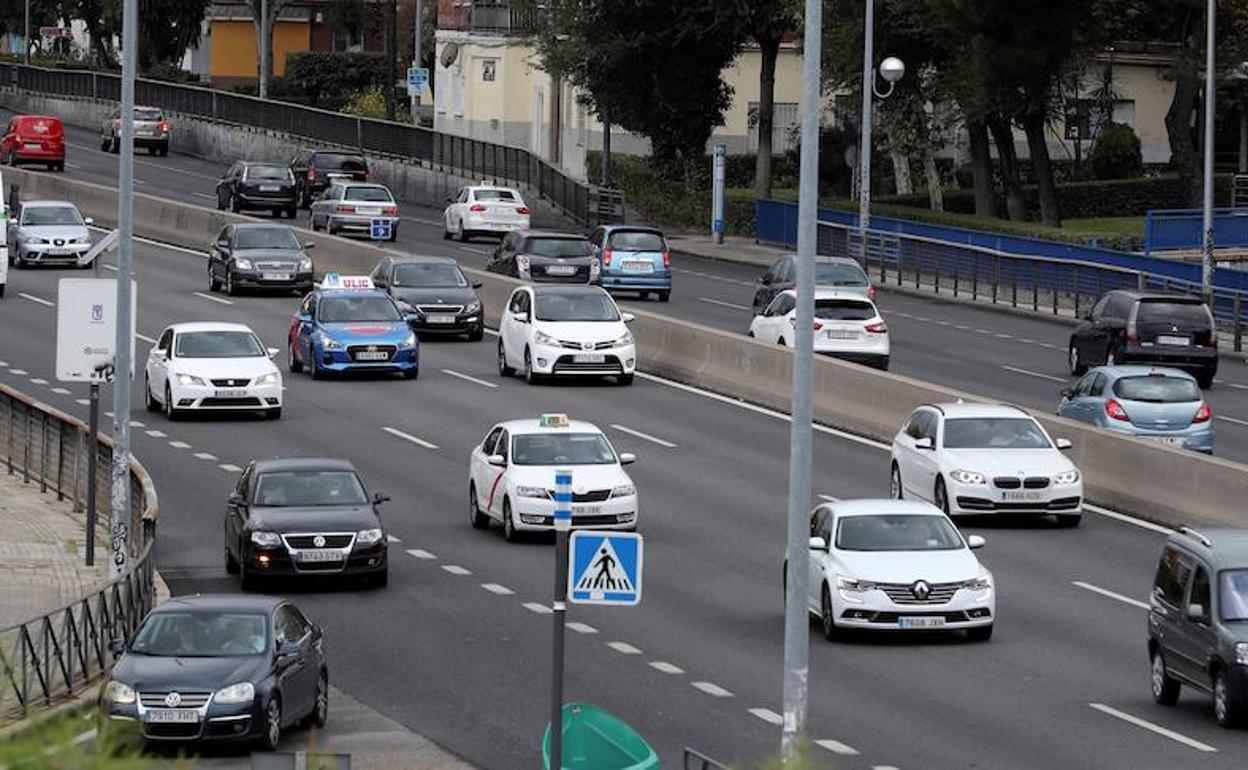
[144, 322, 282, 420]
[468, 414, 639, 541]
[442, 184, 530, 242]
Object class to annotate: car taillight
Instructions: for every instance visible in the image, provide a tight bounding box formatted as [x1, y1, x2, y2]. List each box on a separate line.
[157, 121, 170, 133]
[813, 321, 824, 331]
[336, 204, 355, 213]
[867, 284, 876, 300]
[517, 206, 530, 215]
[469, 204, 487, 212]
[1105, 398, 1131, 422]
[661, 251, 671, 268]
[363, 169, 371, 180]
[1202, 332, 1218, 348]
[1193, 402, 1212, 423]
[306, 168, 316, 181]
[865, 321, 888, 334]
[383, 206, 398, 216]
[1126, 318, 1138, 345]
[602, 249, 613, 267]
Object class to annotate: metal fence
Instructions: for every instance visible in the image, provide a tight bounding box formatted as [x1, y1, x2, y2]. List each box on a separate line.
[683, 747, 728, 770]
[1144, 207, 1248, 256]
[0, 383, 160, 721]
[0, 63, 591, 223]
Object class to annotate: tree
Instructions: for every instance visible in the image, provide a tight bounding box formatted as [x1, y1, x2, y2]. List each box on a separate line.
[747, 0, 799, 199]
[75, 0, 121, 67]
[242, 0, 293, 88]
[137, 0, 210, 70]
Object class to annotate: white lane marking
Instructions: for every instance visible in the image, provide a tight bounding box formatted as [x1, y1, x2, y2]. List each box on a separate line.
[1088, 703, 1218, 753]
[441, 369, 498, 388]
[406, 548, 437, 559]
[523, 602, 553, 615]
[75, 398, 90, 405]
[1083, 502, 1172, 535]
[65, 162, 82, 170]
[673, 268, 752, 287]
[145, 430, 166, 438]
[1001, 364, 1068, 383]
[102, 264, 118, 272]
[168, 441, 191, 449]
[748, 708, 783, 725]
[1037, 342, 1059, 349]
[192, 291, 233, 305]
[1072, 580, 1149, 610]
[955, 324, 972, 330]
[29, 378, 47, 385]
[566, 622, 598, 634]
[691, 681, 734, 698]
[135, 332, 157, 344]
[1218, 380, 1248, 391]
[457, 246, 489, 255]
[193, 452, 218, 461]
[129, 420, 144, 428]
[18, 292, 54, 307]
[974, 328, 992, 334]
[815, 739, 860, 756]
[381, 426, 440, 450]
[697, 297, 751, 312]
[1216, 415, 1248, 428]
[606, 641, 641, 655]
[995, 333, 1013, 339]
[191, 192, 216, 200]
[386, 534, 401, 543]
[609, 423, 677, 448]
[441, 564, 472, 576]
[1017, 338, 1035, 345]
[649, 661, 685, 675]
[0, 361, 6, 367]
[51, 387, 70, 395]
[818, 494, 841, 502]
[9, 369, 28, 375]
[481, 583, 514, 595]
[219, 463, 242, 473]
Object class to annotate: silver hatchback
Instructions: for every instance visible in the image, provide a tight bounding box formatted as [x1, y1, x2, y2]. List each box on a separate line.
[308, 182, 399, 241]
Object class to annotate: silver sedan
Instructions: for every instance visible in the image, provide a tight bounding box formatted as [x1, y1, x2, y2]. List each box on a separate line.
[308, 182, 399, 241]
[6, 200, 94, 268]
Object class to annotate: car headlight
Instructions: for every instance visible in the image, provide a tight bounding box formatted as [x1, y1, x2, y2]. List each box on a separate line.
[356, 528, 384, 545]
[250, 531, 282, 548]
[401, 331, 417, 348]
[961, 575, 993, 593]
[533, 330, 557, 347]
[234, 257, 253, 270]
[104, 680, 136, 705]
[836, 575, 875, 603]
[515, 485, 550, 499]
[613, 330, 634, 347]
[516, 255, 530, 273]
[949, 469, 986, 485]
[465, 299, 482, 314]
[590, 258, 601, 274]
[299, 257, 313, 271]
[175, 373, 207, 387]
[610, 484, 636, 498]
[213, 682, 255, 704]
[1236, 642, 1248, 666]
[317, 333, 343, 351]
[254, 372, 279, 386]
[1053, 470, 1080, 485]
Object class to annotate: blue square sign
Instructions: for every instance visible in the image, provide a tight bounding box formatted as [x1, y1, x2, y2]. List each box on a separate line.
[370, 218, 392, 241]
[567, 531, 643, 606]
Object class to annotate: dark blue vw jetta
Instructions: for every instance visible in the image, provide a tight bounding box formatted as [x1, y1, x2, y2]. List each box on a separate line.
[101, 594, 328, 750]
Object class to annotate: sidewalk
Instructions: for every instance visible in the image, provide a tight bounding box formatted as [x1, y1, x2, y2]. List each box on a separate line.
[666, 233, 784, 269]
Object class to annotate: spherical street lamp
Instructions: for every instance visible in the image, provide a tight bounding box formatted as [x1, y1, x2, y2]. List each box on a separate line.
[879, 56, 906, 85]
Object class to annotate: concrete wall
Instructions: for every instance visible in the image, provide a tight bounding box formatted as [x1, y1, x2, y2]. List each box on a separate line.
[8, 167, 1246, 531]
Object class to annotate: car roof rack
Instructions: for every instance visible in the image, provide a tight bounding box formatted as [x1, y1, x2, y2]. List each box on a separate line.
[1180, 526, 1212, 547]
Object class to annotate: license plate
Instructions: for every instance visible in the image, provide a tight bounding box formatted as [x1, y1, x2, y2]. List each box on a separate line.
[23, 142, 41, 150]
[426, 314, 455, 324]
[1157, 335, 1190, 347]
[1148, 436, 1185, 445]
[214, 389, 247, 398]
[145, 709, 200, 724]
[357, 206, 382, 216]
[574, 506, 602, 515]
[262, 273, 290, 281]
[546, 265, 576, 276]
[622, 261, 653, 274]
[298, 549, 342, 563]
[898, 616, 946, 629]
[825, 330, 860, 340]
[259, 185, 280, 192]
[1001, 490, 1044, 501]
[355, 351, 389, 361]
[46, 248, 74, 255]
[573, 353, 606, 363]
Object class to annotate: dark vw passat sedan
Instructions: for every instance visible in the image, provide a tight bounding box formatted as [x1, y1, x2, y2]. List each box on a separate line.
[225, 458, 389, 588]
[102, 595, 327, 751]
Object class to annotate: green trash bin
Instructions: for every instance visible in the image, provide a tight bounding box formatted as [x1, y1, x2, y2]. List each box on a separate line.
[542, 702, 659, 770]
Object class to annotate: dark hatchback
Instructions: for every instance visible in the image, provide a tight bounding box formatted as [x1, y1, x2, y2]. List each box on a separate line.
[370, 255, 484, 340]
[1069, 291, 1218, 388]
[101, 594, 327, 751]
[289, 149, 370, 207]
[487, 230, 598, 284]
[208, 223, 315, 296]
[224, 458, 389, 588]
[216, 161, 298, 218]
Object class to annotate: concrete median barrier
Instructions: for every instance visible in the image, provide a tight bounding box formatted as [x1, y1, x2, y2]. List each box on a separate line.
[8, 168, 1245, 530]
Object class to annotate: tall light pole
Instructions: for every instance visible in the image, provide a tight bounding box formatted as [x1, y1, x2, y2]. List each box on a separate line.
[411, 0, 423, 121]
[23, 0, 30, 63]
[857, 0, 905, 259]
[258, 0, 269, 99]
[780, 0, 821, 759]
[1201, 0, 1216, 305]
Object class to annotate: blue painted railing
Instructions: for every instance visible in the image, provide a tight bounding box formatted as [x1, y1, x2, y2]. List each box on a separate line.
[1144, 208, 1248, 256]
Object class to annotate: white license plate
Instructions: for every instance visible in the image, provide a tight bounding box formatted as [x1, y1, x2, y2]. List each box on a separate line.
[825, 330, 860, 340]
[898, 616, 946, 629]
[573, 353, 606, 363]
[622, 261, 653, 274]
[145, 709, 200, 724]
[262, 273, 290, 281]
[1157, 335, 1190, 347]
[574, 506, 602, 515]
[1002, 490, 1044, 501]
[23, 142, 41, 150]
[355, 351, 389, 361]
[426, 314, 455, 324]
[214, 389, 247, 399]
[46, 248, 74, 256]
[546, 265, 576, 276]
[259, 185, 280, 192]
[298, 549, 342, 563]
[357, 206, 382, 216]
[1148, 436, 1185, 445]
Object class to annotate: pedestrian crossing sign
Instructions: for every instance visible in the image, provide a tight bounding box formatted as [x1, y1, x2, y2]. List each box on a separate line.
[567, 531, 643, 606]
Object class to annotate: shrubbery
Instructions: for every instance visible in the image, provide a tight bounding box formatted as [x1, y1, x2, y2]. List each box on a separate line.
[283, 52, 387, 111]
[1088, 123, 1144, 180]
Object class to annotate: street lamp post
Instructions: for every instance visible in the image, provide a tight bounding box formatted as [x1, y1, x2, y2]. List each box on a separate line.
[857, 0, 905, 261]
[1201, 0, 1216, 305]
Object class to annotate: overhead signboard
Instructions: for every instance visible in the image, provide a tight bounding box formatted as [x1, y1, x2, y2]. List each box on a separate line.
[55, 278, 136, 382]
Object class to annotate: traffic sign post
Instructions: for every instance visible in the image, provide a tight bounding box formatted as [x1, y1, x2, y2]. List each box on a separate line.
[370, 218, 392, 241]
[406, 66, 429, 98]
[549, 468, 572, 770]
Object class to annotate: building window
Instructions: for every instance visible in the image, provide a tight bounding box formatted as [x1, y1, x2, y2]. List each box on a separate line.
[748, 102, 799, 154]
[482, 59, 496, 82]
[332, 25, 362, 52]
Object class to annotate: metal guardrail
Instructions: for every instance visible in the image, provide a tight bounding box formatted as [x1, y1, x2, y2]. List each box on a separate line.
[1144, 207, 1248, 256]
[0, 63, 592, 224]
[0, 383, 159, 721]
[683, 747, 728, 770]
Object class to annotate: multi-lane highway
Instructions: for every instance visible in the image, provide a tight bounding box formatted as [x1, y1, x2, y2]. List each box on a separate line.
[9, 106, 1248, 465]
[2, 227, 1247, 768]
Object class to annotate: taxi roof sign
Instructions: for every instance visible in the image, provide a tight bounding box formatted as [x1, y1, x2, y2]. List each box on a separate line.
[321, 273, 374, 290]
[539, 413, 570, 428]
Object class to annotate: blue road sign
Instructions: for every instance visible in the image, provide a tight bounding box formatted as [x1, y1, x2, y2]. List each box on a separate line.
[370, 218, 392, 241]
[407, 67, 429, 88]
[568, 531, 643, 606]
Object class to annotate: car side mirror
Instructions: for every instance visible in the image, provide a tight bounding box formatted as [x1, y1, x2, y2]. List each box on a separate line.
[83, 216, 94, 225]
[1083, 310, 1093, 321]
[303, 242, 316, 250]
[298, 313, 312, 323]
[216, 239, 228, 248]
[966, 535, 986, 550]
[1058, 388, 1072, 400]
[275, 640, 300, 659]
[808, 535, 828, 552]
[914, 437, 934, 450]
[266, 347, 279, 359]
[472, 282, 483, 289]
[1187, 604, 1206, 622]
[374, 278, 387, 288]
[1055, 438, 1072, 450]
[107, 638, 126, 656]
[228, 491, 243, 506]
[373, 492, 391, 505]
[621, 312, 635, 324]
[445, 197, 454, 203]
[487, 453, 506, 467]
[515, 312, 529, 324]
[404, 313, 419, 325]
[619, 452, 636, 465]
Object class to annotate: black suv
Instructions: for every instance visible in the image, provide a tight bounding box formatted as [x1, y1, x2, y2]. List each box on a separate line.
[215, 161, 297, 218]
[1069, 291, 1218, 388]
[1148, 527, 1248, 727]
[289, 149, 370, 208]
[486, 230, 597, 284]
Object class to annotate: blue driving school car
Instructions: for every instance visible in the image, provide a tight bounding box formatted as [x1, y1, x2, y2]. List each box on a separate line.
[1056, 365, 1213, 454]
[589, 224, 673, 302]
[286, 274, 420, 379]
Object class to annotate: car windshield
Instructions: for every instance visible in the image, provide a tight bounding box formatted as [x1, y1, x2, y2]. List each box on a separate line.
[512, 433, 616, 465]
[836, 514, 964, 551]
[235, 227, 301, 250]
[253, 470, 368, 507]
[1137, 301, 1211, 330]
[134, 108, 163, 121]
[815, 299, 875, 321]
[392, 263, 467, 287]
[174, 331, 264, 358]
[318, 296, 402, 322]
[528, 238, 589, 258]
[815, 261, 868, 287]
[535, 292, 620, 322]
[1221, 570, 1248, 621]
[942, 417, 1052, 449]
[315, 153, 367, 171]
[22, 206, 81, 226]
[1113, 376, 1201, 403]
[345, 187, 392, 202]
[608, 231, 665, 252]
[245, 165, 291, 181]
[130, 611, 268, 657]
[474, 189, 518, 202]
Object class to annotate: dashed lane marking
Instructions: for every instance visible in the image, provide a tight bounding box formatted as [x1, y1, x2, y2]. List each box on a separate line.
[218, 463, 242, 473]
[691, 681, 733, 698]
[135, 332, 157, 344]
[1217, 415, 1248, 428]
[1072, 580, 1149, 610]
[523, 602, 553, 615]
[9, 369, 28, 375]
[566, 622, 597, 634]
[441, 369, 498, 388]
[381, 426, 439, 450]
[441, 564, 472, 576]
[609, 423, 677, 448]
[145, 430, 166, 438]
[386, 534, 401, 543]
[815, 740, 860, 756]
[29, 378, 47, 385]
[1088, 703, 1217, 752]
[697, 296, 751, 311]
[748, 708, 783, 725]
[406, 549, 437, 559]
[481, 583, 514, 595]
[649, 661, 684, 675]
[168, 441, 191, 449]
[193, 452, 218, 461]
[19, 292, 53, 307]
[606, 641, 642, 655]
[1001, 364, 1068, 383]
[51, 388, 70, 395]
[192, 291, 233, 305]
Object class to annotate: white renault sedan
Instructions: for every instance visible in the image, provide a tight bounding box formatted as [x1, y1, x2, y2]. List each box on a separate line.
[497, 284, 636, 385]
[443, 184, 530, 242]
[890, 402, 1083, 526]
[468, 414, 638, 541]
[144, 322, 282, 420]
[748, 289, 889, 369]
[802, 499, 994, 641]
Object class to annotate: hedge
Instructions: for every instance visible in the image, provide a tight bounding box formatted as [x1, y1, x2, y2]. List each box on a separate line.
[587, 152, 757, 236]
[283, 52, 387, 111]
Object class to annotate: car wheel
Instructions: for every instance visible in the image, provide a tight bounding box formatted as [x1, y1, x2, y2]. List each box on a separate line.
[468, 326, 484, 342]
[310, 351, 325, 380]
[225, 541, 239, 574]
[225, 270, 239, 296]
[100, 136, 110, 151]
[498, 340, 515, 377]
[658, 291, 670, 302]
[469, 484, 489, 529]
[1068, 344, 1086, 376]
[1151, 650, 1181, 706]
[208, 266, 221, 292]
[618, 373, 634, 386]
[502, 499, 519, 542]
[524, 348, 541, 384]
[260, 694, 282, 751]
[287, 344, 303, 373]
[402, 367, 419, 380]
[458, 222, 469, 242]
[144, 378, 158, 413]
[820, 583, 841, 641]
[1054, 513, 1082, 528]
[51, 161, 63, 172]
[966, 624, 993, 642]
[1196, 370, 1215, 390]
[230, 195, 243, 213]
[442, 218, 452, 240]
[285, 207, 296, 219]
[309, 213, 320, 232]
[158, 145, 168, 158]
[370, 568, 389, 588]
[265, 407, 282, 420]
[1105, 346, 1117, 367]
[308, 672, 328, 729]
[890, 462, 903, 499]
[934, 477, 950, 515]
[1215, 669, 1245, 727]
[163, 385, 179, 421]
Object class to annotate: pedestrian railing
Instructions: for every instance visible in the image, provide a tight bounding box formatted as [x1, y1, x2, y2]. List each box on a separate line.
[0, 63, 593, 224]
[0, 383, 160, 722]
[683, 747, 729, 770]
[1144, 207, 1248, 256]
